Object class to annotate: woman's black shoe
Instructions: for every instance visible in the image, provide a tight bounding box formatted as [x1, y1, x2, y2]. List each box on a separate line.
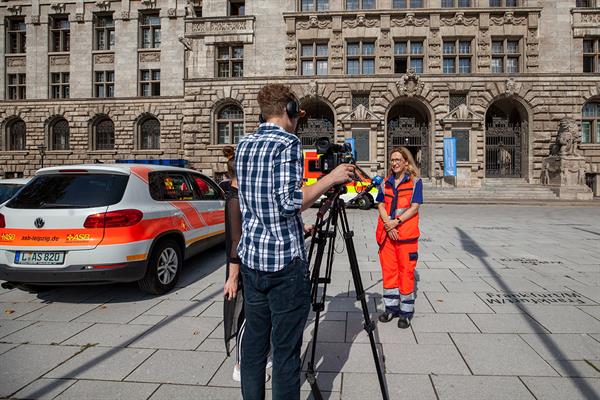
[397, 316, 411, 329]
[378, 311, 396, 323]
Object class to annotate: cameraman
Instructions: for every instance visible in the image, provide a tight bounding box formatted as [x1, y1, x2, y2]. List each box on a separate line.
[235, 83, 354, 400]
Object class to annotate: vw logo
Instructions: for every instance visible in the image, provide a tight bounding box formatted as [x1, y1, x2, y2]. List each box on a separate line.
[34, 218, 45, 229]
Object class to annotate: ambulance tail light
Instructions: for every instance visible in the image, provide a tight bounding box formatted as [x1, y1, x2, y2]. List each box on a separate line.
[84, 209, 143, 229]
[0, 213, 5, 228]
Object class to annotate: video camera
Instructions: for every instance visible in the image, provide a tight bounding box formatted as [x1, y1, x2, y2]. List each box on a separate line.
[315, 137, 354, 174]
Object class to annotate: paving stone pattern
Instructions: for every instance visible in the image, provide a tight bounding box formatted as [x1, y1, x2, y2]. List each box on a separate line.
[0, 205, 599, 399]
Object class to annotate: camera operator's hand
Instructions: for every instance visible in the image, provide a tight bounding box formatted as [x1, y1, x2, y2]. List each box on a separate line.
[328, 164, 355, 186]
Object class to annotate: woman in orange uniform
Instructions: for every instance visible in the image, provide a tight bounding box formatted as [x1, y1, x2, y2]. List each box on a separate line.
[375, 147, 423, 329]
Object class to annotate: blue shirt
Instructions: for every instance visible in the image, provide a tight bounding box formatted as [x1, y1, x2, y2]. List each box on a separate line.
[376, 173, 423, 218]
[235, 123, 306, 272]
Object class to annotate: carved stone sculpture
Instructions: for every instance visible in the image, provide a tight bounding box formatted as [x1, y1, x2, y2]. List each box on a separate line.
[550, 117, 582, 157]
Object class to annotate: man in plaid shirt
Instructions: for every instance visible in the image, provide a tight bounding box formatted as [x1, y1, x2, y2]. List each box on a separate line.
[236, 84, 354, 400]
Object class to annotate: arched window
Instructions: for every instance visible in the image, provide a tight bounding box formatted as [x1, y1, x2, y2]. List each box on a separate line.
[50, 118, 69, 150]
[93, 117, 115, 150]
[6, 118, 26, 151]
[216, 105, 243, 144]
[582, 100, 600, 144]
[139, 116, 160, 150]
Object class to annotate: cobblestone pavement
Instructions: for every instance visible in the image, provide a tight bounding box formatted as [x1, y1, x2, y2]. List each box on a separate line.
[1, 205, 600, 400]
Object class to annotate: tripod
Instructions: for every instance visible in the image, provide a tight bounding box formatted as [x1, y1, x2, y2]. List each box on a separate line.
[304, 185, 389, 400]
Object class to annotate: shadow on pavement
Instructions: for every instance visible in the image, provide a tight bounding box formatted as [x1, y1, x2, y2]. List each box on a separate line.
[455, 227, 599, 400]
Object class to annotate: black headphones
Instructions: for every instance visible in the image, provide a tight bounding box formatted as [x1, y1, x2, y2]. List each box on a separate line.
[259, 98, 300, 124]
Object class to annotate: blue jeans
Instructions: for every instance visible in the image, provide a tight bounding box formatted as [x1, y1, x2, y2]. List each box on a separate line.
[240, 258, 311, 400]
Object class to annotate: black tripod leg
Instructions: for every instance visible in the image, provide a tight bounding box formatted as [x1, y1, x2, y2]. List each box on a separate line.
[338, 200, 390, 400]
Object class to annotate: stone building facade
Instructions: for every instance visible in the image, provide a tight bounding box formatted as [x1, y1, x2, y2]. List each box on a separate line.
[1, 0, 600, 194]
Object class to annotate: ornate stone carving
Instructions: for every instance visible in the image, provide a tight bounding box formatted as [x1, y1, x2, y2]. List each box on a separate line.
[191, 20, 248, 33]
[168, 8, 177, 18]
[308, 80, 318, 98]
[396, 69, 425, 97]
[490, 11, 527, 26]
[120, 10, 130, 20]
[441, 104, 483, 126]
[391, 13, 429, 27]
[75, 13, 85, 23]
[49, 55, 70, 66]
[551, 117, 582, 157]
[330, 32, 344, 72]
[7, 5, 23, 15]
[428, 29, 442, 70]
[378, 31, 393, 71]
[6, 57, 26, 67]
[178, 35, 192, 51]
[526, 28, 539, 70]
[94, 53, 114, 64]
[343, 14, 379, 28]
[139, 51, 161, 62]
[341, 104, 380, 122]
[50, 2, 67, 13]
[581, 13, 600, 24]
[504, 78, 516, 96]
[186, 0, 198, 17]
[95, 0, 110, 10]
[441, 12, 477, 26]
[31, 15, 41, 25]
[141, 0, 156, 8]
[477, 29, 491, 68]
[297, 15, 331, 30]
[285, 33, 297, 74]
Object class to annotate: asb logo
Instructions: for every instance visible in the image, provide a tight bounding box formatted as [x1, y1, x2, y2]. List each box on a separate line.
[34, 218, 45, 229]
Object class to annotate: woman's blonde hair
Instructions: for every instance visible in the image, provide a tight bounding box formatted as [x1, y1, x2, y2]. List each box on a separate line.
[388, 147, 419, 178]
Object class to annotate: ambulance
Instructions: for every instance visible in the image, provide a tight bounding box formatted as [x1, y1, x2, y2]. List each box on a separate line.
[0, 164, 224, 294]
[303, 150, 378, 210]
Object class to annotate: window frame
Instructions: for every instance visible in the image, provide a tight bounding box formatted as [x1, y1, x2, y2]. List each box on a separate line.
[7, 73, 26, 100]
[452, 129, 470, 161]
[215, 104, 244, 145]
[149, 172, 196, 201]
[93, 13, 115, 51]
[93, 117, 115, 150]
[138, 116, 161, 150]
[229, 0, 246, 16]
[50, 72, 70, 99]
[94, 70, 115, 98]
[442, 38, 473, 74]
[442, 0, 472, 7]
[216, 44, 244, 78]
[49, 15, 70, 52]
[299, 0, 329, 11]
[346, 0, 376, 10]
[139, 12, 161, 49]
[393, 38, 425, 74]
[583, 38, 600, 73]
[491, 37, 521, 74]
[139, 69, 161, 96]
[582, 100, 600, 144]
[346, 40, 376, 75]
[489, 0, 520, 6]
[6, 17, 26, 54]
[6, 119, 26, 151]
[300, 41, 329, 76]
[392, 0, 424, 8]
[189, 172, 224, 201]
[49, 118, 70, 151]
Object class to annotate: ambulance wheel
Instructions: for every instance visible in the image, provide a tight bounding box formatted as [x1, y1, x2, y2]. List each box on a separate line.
[356, 194, 374, 210]
[138, 240, 182, 295]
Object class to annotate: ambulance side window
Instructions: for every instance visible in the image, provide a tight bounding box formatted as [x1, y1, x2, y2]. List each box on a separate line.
[189, 173, 223, 201]
[148, 172, 194, 201]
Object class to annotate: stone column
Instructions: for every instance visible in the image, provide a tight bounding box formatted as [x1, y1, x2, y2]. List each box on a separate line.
[69, 14, 93, 98]
[115, 12, 139, 97]
[26, 15, 49, 99]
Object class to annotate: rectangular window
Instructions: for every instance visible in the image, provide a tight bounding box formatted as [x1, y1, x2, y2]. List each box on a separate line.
[443, 39, 472, 74]
[7, 73, 26, 100]
[216, 45, 244, 78]
[229, 0, 245, 15]
[576, 0, 592, 6]
[50, 72, 70, 99]
[449, 93, 467, 110]
[139, 13, 160, 49]
[352, 92, 369, 109]
[50, 16, 70, 52]
[583, 39, 600, 73]
[353, 129, 370, 161]
[7, 18, 26, 54]
[300, 0, 329, 11]
[393, 0, 424, 6]
[346, 0, 375, 9]
[394, 39, 424, 74]
[490, 0, 519, 5]
[300, 42, 328, 76]
[94, 71, 114, 98]
[453, 130, 470, 161]
[491, 38, 520, 73]
[442, 0, 471, 6]
[582, 102, 600, 144]
[94, 14, 115, 51]
[140, 69, 160, 96]
[347, 41, 376, 75]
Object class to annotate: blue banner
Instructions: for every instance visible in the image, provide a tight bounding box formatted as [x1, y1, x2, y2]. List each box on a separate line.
[443, 137, 457, 177]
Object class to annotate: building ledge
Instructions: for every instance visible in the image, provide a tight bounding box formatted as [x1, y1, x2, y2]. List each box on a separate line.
[185, 15, 255, 40]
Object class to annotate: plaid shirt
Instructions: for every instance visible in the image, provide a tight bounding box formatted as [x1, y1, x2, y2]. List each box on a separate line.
[235, 123, 306, 272]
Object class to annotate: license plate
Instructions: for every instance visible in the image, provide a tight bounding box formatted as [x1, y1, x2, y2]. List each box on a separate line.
[15, 251, 65, 265]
